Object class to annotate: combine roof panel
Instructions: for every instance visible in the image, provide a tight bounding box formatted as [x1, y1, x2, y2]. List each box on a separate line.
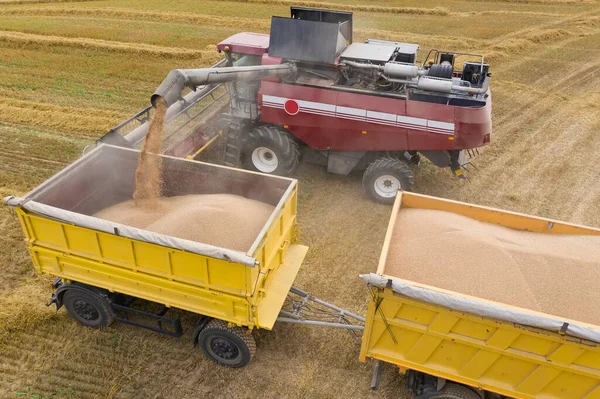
[217, 32, 270, 56]
[340, 42, 396, 63]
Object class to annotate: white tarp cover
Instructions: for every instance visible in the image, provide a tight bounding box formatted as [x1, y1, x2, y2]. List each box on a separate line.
[361, 273, 600, 344]
[4, 196, 257, 267]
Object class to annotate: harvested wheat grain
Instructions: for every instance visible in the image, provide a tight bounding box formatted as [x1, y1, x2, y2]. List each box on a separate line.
[94, 193, 275, 252]
[133, 97, 167, 206]
[386, 208, 600, 326]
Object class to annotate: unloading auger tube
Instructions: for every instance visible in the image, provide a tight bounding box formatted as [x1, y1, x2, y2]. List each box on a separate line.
[341, 60, 491, 95]
[152, 63, 297, 108]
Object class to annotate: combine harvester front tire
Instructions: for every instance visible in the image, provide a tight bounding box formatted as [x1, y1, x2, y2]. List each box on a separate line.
[243, 125, 300, 176]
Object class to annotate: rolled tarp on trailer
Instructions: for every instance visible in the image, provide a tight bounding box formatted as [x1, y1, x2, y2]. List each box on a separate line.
[4, 196, 257, 267]
[361, 273, 600, 344]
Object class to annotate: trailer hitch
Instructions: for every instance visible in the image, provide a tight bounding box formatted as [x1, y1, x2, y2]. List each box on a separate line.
[45, 277, 64, 310]
[277, 286, 365, 335]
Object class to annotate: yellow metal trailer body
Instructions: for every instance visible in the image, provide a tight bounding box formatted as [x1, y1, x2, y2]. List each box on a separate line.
[9, 144, 306, 330]
[360, 192, 600, 399]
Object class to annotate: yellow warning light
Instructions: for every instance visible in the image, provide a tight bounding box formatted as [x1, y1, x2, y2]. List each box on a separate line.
[448, 136, 455, 141]
[283, 125, 289, 129]
[361, 130, 368, 135]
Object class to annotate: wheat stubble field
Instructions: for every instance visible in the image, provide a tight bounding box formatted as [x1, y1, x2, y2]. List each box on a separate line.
[1, 0, 599, 397]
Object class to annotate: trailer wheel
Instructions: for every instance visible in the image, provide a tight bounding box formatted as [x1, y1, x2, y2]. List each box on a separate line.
[430, 383, 482, 399]
[362, 157, 414, 204]
[197, 319, 256, 368]
[62, 289, 115, 328]
[242, 125, 299, 176]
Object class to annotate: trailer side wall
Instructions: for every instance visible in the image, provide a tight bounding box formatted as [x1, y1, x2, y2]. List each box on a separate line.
[361, 192, 600, 399]
[12, 145, 300, 329]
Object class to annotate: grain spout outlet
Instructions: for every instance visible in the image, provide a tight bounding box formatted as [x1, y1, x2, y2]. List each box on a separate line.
[151, 69, 188, 108]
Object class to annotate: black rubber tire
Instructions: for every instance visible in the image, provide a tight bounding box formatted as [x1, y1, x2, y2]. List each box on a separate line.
[362, 157, 414, 205]
[242, 125, 300, 176]
[62, 289, 115, 328]
[197, 319, 256, 368]
[429, 383, 482, 399]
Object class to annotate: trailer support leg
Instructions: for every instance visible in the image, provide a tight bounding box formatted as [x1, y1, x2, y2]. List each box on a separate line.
[371, 360, 383, 391]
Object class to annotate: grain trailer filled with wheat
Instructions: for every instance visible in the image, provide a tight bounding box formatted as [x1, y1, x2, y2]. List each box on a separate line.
[361, 192, 600, 399]
[3, 144, 365, 368]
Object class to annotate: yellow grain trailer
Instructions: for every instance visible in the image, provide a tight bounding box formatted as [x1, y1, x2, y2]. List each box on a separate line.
[5, 144, 315, 367]
[360, 192, 600, 399]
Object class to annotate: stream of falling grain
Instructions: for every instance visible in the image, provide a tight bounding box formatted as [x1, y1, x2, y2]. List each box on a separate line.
[133, 97, 167, 206]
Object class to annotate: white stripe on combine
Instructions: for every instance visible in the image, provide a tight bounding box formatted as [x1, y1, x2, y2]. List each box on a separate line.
[426, 128, 454, 135]
[263, 102, 283, 109]
[299, 108, 335, 117]
[298, 99, 335, 113]
[427, 120, 455, 131]
[261, 95, 455, 134]
[336, 106, 366, 118]
[397, 115, 427, 127]
[262, 95, 286, 105]
[367, 110, 396, 123]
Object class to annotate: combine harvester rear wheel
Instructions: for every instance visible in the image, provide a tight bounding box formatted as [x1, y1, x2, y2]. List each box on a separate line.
[362, 157, 415, 204]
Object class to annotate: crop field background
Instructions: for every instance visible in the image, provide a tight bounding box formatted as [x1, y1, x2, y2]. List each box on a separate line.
[1, 0, 599, 397]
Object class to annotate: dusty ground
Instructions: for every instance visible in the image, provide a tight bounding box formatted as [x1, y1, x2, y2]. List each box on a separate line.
[1, 0, 599, 397]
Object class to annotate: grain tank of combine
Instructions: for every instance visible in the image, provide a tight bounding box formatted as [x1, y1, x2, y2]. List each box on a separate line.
[143, 7, 492, 204]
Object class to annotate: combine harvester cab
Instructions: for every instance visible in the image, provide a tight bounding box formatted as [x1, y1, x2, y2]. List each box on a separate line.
[361, 192, 600, 399]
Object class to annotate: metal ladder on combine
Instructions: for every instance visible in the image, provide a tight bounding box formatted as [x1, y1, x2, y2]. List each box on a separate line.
[222, 119, 245, 168]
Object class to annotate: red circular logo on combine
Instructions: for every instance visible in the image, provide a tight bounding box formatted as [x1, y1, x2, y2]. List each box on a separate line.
[284, 99, 300, 115]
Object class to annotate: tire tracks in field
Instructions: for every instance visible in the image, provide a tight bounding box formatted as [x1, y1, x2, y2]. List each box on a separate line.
[0, 325, 195, 397]
[451, 5, 600, 223]
[0, 6, 272, 31]
[0, 7, 568, 51]
[492, 30, 600, 128]
[0, 31, 222, 60]
[216, 0, 452, 16]
[0, 0, 98, 4]
[464, 45, 600, 225]
[215, 0, 590, 12]
[0, 7, 481, 51]
[0, 149, 68, 166]
[0, 5, 568, 26]
[485, 7, 600, 63]
[0, 96, 128, 137]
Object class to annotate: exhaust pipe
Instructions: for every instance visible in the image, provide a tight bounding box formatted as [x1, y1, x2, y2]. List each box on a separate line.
[450, 74, 491, 95]
[343, 60, 490, 95]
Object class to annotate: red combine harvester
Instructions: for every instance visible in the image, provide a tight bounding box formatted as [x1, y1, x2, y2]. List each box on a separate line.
[100, 7, 492, 203]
